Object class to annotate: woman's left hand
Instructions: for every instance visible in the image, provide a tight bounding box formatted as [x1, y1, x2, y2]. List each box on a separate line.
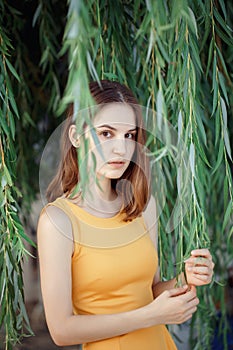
[184, 249, 215, 286]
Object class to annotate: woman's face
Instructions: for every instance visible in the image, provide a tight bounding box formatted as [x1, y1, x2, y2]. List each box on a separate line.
[88, 103, 137, 180]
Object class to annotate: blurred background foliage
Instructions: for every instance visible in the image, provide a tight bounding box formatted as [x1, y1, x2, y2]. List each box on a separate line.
[0, 0, 233, 349]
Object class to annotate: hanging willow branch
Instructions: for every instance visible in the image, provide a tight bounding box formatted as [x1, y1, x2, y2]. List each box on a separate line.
[32, 0, 64, 113]
[0, 26, 34, 349]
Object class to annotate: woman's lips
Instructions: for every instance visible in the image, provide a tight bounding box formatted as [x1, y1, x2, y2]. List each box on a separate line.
[107, 161, 126, 168]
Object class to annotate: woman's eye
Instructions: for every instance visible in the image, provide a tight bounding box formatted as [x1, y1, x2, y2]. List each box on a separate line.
[101, 131, 112, 138]
[125, 133, 135, 139]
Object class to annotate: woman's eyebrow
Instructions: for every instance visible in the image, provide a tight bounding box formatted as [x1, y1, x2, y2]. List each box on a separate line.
[96, 124, 137, 132]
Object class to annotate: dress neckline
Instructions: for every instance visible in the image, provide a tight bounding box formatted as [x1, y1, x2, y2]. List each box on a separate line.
[52, 197, 147, 248]
[62, 198, 123, 222]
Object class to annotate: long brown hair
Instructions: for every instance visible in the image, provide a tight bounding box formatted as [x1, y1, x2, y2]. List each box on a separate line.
[46, 80, 151, 221]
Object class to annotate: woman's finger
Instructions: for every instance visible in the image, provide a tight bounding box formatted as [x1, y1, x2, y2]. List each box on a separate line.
[190, 249, 212, 259]
[186, 265, 210, 275]
[185, 257, 210, 267]
[190, 273, 212, 283]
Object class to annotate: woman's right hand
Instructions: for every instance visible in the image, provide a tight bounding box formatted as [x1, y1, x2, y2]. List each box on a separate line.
[145, 285, 199, 326]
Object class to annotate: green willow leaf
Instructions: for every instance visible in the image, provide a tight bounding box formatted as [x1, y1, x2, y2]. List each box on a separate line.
[5, 58, 20, 82]
[212, 55, 218, 116]
[218, 72, 229, 105]
[188, 7, 198, 38]
[216, 46, 231, 82]
[223, 128, 232, 161]
[3, 164, 13, 186]
[221, 96, 227, 128]
[8, 111, 16, 139]
[212, 139, 224, 174]
[0, 112, 10, 137]
[156, 89, 164, 130]
[206, 38, 213, 77]
[227, 226, 233, 248]
[222, 201, 232, 232]
[189, 142, 195, 178]
[220, 96, 232, 160]
[32, 2, 42, 27]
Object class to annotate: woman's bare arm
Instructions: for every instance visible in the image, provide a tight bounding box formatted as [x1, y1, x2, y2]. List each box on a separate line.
[38, 206, 199, 346]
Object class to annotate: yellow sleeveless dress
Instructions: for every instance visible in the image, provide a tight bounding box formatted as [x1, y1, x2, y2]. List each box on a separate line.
[48, 197, 177, 350]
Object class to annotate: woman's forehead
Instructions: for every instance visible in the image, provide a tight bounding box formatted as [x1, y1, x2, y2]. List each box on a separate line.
[93, 103, 136, 128]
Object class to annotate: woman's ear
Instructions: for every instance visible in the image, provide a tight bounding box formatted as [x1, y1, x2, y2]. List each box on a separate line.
[69, 124, 80, 148]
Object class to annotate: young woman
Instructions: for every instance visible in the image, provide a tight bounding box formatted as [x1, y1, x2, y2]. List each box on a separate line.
[37, 80, 214, 350]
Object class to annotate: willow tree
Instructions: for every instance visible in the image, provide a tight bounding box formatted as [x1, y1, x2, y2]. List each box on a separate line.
[0, 1, 233, 349]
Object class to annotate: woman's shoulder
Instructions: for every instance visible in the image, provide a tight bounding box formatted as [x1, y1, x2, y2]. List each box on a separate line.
[41, 196, 79, 218]
[38, 198, 73, 241]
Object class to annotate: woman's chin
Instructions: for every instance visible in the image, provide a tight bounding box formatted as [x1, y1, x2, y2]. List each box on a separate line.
[96, 170, 126, 180]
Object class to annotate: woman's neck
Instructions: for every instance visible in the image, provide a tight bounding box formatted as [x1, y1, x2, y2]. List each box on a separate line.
[80, 177, 122, 218]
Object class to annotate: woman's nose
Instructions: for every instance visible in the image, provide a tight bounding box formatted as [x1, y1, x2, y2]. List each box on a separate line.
[112, 138, 126, 155]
